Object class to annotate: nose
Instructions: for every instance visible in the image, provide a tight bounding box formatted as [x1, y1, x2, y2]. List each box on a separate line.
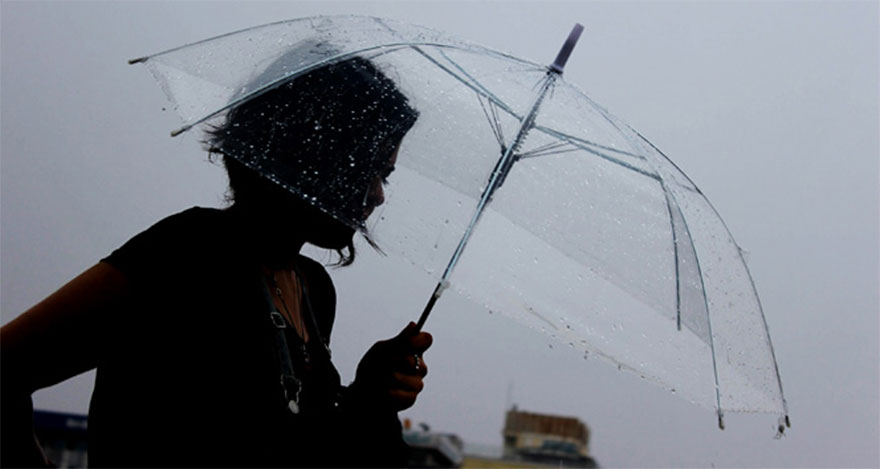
[369, 181, 385, 208]
[362, 180, 385, 220]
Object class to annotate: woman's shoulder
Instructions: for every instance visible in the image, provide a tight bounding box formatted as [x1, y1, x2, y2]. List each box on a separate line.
[296, 255, 336, 303]
[119, 206, 228, 240]
[158, 206, 230, 230]
[296, 254, 331, 282]
[102, 206, 236, 279]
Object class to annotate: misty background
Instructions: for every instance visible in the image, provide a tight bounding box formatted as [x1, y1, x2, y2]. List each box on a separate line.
[1, 1, 877, 467]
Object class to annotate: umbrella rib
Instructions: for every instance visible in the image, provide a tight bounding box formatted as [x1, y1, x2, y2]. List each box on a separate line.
[565, 92, 706, 196]
[532, 127, 661, 181]
[146, 42, 517, 137]
[434, 48, 523, 120]
[517, 141, 574, 159]
[370, 16, 545, 70]
[662, 187, 726, 429]
[617, 112, 788, 426]
[534, 125, 645, 160]
[571, 71, 788, 430]
[410, 45, 522, 121]
[477, 93, 506, 149]
[489, 99, 506, 145]
[520, 147, 582, 159]
[662, 186, 683, 333]
[519, 140, 567, 155]
[746, 250, 792, 433]
[407, 46, 516, 161]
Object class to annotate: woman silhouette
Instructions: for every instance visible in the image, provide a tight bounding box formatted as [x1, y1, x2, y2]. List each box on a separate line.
[1, 52, 429, 467]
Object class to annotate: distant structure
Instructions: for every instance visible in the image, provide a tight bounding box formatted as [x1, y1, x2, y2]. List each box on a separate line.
[32, 410, 88, 468]
[502, 406, 598, 468]
[402, 419, 464, 468]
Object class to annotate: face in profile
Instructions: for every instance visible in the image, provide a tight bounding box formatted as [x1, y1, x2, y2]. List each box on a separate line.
[303, 141, 400, 251]
[206, 54, 417, 257]
[362, 144, 399, 221]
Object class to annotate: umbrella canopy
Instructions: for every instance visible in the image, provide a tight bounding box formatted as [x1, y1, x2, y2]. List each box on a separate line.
[130, 15, 788, 432]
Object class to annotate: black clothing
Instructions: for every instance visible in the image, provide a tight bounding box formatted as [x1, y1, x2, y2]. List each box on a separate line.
[91, 207, 405, 467]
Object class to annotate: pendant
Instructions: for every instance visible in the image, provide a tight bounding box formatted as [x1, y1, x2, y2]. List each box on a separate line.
[281, 374, 302, 415]
[288, 399, 300, 414]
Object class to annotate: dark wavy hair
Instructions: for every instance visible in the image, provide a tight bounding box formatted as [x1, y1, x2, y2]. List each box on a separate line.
[203, 53, 419, 265]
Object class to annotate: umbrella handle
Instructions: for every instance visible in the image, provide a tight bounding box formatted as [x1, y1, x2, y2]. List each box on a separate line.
[550, 23, 585, 74]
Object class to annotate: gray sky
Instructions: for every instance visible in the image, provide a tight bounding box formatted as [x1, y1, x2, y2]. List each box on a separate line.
[1, 1, 878, 467]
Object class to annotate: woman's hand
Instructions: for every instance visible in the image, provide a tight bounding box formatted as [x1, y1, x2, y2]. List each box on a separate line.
[352, 322, 433, 412]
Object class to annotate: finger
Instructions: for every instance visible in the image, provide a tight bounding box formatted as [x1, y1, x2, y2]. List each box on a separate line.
[403, 331, 433, 354]
[396, 321, 419, 339]
[409, 355, 428, 377]
[393, 352, 428, 377]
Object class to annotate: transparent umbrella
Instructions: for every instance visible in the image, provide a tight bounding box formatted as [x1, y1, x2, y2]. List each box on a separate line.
[129, 15, 789, 433]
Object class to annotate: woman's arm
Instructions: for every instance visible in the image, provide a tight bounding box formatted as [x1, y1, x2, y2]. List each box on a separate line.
[1, 262, 131, 467]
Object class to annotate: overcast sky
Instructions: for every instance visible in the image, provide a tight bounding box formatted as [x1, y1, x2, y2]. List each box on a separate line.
[2, 1, 878, 468]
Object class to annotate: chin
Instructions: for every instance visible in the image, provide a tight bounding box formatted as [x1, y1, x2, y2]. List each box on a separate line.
[310, 225, 356, 251]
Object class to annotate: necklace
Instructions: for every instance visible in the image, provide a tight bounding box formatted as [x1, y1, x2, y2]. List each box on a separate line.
[271, 270, 310, 364]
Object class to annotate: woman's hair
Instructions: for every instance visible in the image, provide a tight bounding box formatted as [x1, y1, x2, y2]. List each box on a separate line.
[204, 53, 419, 265]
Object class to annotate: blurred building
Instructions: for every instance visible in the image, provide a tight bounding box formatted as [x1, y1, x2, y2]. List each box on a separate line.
[32, 410, 88, 468]
[402, 419, 465, 468]
[501, 406, 598, 468]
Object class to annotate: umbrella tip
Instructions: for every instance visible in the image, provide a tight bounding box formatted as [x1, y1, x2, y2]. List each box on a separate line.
[549, 23, 584, 74]
[774, 414, 790, 439]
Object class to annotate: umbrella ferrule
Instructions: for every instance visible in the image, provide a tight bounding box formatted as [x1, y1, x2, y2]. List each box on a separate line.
[549, 23, 584, 74]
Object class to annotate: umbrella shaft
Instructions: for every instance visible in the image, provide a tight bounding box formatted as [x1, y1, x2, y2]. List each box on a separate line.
[415, 74, 558, 329]
[416, 281, 446, 330]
